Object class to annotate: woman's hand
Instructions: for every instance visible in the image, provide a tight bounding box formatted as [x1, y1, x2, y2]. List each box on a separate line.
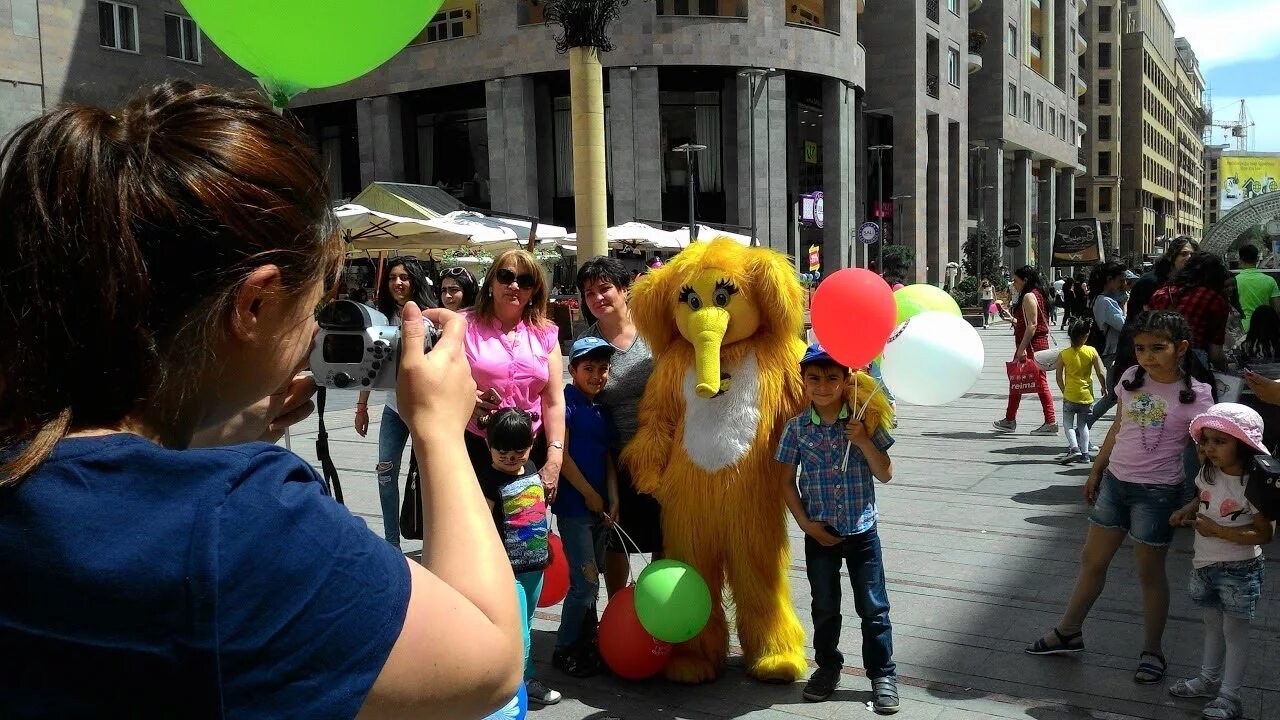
[471, 388, 503, 424]
[539, 462, 561, 502]
[397, 303, 477, 440]
[1084, 471, 1102, 506]
[190, 373, 317, 447]
[1013, 349, 1027, 364]
[1244, 370, 1280, 405]
[354, 408, 369, 437]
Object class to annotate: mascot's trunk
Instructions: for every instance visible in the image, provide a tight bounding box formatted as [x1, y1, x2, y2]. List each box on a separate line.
[689, 308, 729, 398]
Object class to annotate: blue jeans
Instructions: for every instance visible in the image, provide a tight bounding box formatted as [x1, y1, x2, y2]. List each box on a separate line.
[1087, 355, 1119, 429]
[1190, 557, 1264, 621]
[1062, 400, 1091, 453]
[376, 406, 410, 546]
[1088, 471, 1182, 546]
[515, 570, 544, 680]
[805, 526, 896, 678]
[555, 513, 607, 650]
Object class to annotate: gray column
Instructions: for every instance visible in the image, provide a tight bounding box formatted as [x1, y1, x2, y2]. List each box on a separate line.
[948, 121, 965, 277]
[926, 114, 946, 284]
[607, 67, 662, 224]
[1009, 150, 1034, 268]
[1057, 165, 1075, 220]
[982, 142, 1005, 246]
[821, 78, 854, 272]
[895, 115, 926, 283]
[738, 72, 788, 252]
[356, 95, 405, 185]
[485, 76, 539, 217]
[1038, 159, 1057, 275]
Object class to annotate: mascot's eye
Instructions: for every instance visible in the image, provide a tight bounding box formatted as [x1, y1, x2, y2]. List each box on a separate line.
[679, 285, 704, 310]
[712, 279, 738, 308]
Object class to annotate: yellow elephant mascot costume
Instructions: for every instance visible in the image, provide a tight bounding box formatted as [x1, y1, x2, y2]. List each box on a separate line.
[621, 237, 809, 684]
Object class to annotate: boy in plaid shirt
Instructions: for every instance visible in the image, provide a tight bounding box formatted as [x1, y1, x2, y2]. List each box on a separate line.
[776, 344, 899, 713]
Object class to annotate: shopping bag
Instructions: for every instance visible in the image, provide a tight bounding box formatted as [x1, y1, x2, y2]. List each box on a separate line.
[1032, 347, 1062, 372]
[1006, 360, 1040, 394]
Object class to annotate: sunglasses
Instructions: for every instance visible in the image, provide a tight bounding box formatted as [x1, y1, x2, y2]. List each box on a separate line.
[495, 268, 537, 290]
[443, 266, 471, 279]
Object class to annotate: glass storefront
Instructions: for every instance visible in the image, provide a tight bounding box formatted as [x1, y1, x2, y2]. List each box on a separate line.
[660, 88, 726, 225]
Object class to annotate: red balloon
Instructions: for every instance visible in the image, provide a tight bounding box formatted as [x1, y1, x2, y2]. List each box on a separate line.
[810, 268, 897, 368]
[538, 533, 568, 608]
[599, 587, 673, 680]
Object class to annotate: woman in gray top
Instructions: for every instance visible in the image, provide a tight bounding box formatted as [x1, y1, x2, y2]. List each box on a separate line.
[576, 257, 664, 598]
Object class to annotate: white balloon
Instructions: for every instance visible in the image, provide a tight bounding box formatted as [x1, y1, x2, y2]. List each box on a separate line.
[881, 311, 985, 406]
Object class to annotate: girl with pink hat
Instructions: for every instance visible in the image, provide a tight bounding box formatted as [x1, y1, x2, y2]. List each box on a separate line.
[1166, 402, 1275, 720]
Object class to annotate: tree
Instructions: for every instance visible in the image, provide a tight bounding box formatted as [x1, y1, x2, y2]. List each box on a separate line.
[881, 245, 914, 280]
[962, 230, 1001, 283]
[543, 0, 629, 261]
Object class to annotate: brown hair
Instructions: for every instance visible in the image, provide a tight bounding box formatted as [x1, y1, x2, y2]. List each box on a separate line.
[0, 81, 342, 487]
[473, 249, 551, 328]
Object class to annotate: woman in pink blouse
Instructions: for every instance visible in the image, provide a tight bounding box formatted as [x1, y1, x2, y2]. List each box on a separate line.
[463, 249, 567, 500]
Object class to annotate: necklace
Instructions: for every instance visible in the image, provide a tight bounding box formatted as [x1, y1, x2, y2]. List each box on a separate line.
[1131, 391, 1170, 453]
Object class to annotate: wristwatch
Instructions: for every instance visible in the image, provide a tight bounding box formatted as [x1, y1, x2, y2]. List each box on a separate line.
[548, 440, 564, 450]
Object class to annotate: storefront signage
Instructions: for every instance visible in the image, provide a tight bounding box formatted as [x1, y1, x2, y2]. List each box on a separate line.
[804, 141, 819, 164]
[808, 245, 821, 272]
[800, 191, 824, 229]
[858, 221, 880, 244]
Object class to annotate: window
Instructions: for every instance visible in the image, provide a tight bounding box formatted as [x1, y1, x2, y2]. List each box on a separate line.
[1098, 114, 1112, 140]
[98, 1, 138, 53]
[1023, 91, 1032, 123]
[164, 14, 200, 63]
[1099, 186, 1113, 212]
[1036, 99, 1045, 129]
[1008, 83, 1018, 116]
[1098, 79, 1111, 105]
[412, 3, 476, 44]
[1098, 151, 1112, 175]
[1050, 109, 1057, 136]
[660, 0, 748, 17]
[1098, 42, 1112, 68]
[948, 0, 959, 13]
[1008, 23, 1018, 57]
[948, 47, 961, 87]
[1098, 5, 1112, 32]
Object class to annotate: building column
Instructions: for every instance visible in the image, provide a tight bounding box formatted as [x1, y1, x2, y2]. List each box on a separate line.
[821, 78, 855, 272]
[926, 114, 947, 284]
[1057, 166, 1075, 220]
[737, 72, 788, 253]
[607, 67, 662, 224]
[896, 113, 926, 283]
[982, 142, 1005, 243]
[356, 95, 405, 185]
[485, 77, 540, 217]
[948, 121, 965, 279]
[1038, 159, 1058, 275]
[1008, 149, 1034, 268]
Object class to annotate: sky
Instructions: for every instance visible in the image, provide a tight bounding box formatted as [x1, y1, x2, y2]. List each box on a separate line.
[1162, 0, 1280, 152]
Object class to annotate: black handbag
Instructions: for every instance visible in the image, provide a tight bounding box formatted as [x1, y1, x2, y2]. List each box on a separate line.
[399, 450, 423, 540]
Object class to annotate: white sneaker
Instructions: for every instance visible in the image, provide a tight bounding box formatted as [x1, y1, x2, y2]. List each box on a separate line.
[525, 679, 562, 706]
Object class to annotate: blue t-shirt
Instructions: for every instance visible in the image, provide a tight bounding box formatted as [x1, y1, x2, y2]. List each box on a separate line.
[0, 435, 411, 718]
[553, 384, 616, 518]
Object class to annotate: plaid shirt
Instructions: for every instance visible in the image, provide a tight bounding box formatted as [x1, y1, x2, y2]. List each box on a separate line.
[775, 405, 894, 536]
[1149, 285, 1228, 350]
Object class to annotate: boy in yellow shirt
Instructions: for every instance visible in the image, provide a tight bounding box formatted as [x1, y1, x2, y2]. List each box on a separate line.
[1056, 320, 1106, 464]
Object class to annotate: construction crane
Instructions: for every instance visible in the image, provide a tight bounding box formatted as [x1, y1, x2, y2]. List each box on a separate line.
[1205, 95, 1255, 151]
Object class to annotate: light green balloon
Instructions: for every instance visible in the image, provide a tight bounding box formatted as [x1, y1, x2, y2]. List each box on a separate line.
[634, 559, 712, 644]
[181, 0, 441, 103]
[894, 283, 962, 325]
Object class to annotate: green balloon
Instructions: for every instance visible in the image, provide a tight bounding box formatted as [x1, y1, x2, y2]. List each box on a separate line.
[894, 283, 962, 325]
[634, 559, 712, 644]
[180, 0, 442, 101]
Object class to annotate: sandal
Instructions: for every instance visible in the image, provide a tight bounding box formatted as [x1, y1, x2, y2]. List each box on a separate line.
[1202, 693, 1242, 720]
[870, 676, 901, 714]
[1025, 628, 1084, 655]
[1133, 651, 1166, 684]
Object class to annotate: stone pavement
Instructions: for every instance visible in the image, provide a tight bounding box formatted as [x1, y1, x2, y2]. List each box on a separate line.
[287, 324, 1279, 720]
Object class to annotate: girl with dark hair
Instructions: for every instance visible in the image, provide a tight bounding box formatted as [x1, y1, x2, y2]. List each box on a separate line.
[355, 255, 439, 549]
[0, 82, 521, 717]
[574, 257, 665, 597]
[1129, 237, 1200, 316]
[1149, 251, 1232, 370]
[994, 266, 1058, 435]
[1231, 304, 1280, 366]
[1028, 311, 1213, 686]
[438, 265, 479, 312]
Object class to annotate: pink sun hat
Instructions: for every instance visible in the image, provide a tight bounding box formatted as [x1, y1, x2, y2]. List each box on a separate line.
[1190, 402, 1270, 455]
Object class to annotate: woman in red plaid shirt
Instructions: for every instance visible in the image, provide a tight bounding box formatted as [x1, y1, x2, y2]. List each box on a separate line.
[1149, 252, 1233, 372]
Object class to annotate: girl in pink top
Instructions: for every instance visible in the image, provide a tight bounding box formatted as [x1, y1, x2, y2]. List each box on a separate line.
[1026, 311, 1212, 687]
[464, 249, 567, 509]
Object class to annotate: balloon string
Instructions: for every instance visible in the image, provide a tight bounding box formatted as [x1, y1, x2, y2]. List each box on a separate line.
[609, 522, 648, 587]
[841, 380, 885, 473]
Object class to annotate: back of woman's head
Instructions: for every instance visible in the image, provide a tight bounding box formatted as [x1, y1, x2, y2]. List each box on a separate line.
[1244, 305, 1280, 357]
[1087, 261, 1125, 301]
[1013, 265, 1042, 294]
[1170, 251, 1231, 294]
[0, 81, 341, 486]
[377, 256, 437, 318]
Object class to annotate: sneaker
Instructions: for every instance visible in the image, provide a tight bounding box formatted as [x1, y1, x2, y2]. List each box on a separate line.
[525, 678, 562, 706]
[1080, 453, 1092, 464]
[552, 647, 602, 678]
[871, 675, 902, 714]
[802, 665, 841, 702]
[1060, 451, 1081, 465]
[1030, 422, 1060, 436]
[993, 419, 1017, 433]
[1089, 444, 1101, 453]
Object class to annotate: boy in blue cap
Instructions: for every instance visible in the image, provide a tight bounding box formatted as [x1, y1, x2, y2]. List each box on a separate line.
[551, 336, 620, 677]
[776, 344, 900, 713]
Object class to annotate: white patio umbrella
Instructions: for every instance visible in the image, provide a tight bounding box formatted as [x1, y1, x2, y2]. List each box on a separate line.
[335, 204, 516, 252]
[663, 225, 753, 247]
[565, 221, 680, 250]
[437, 211, 569, 246]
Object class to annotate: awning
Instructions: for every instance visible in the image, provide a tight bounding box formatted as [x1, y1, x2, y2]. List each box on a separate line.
[335, 204, 516, 252]
[350, 182, 464, 220]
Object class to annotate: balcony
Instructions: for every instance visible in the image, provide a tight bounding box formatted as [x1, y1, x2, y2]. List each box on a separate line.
[926, 0, 939, 23]
[1077, 0, 1087, 14]
[1076, 30, 1087, 54]
[1030, 32, 1042, 58]
[969, 0, 982, 9]
[926, 72, 940, 99]
[1075, 74, 1087, 96]
[968, 29, 985, 73]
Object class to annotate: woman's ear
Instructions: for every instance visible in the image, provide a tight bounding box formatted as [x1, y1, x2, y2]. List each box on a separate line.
[229, 265, 284, 342]
[1176, 339, 1191, 357]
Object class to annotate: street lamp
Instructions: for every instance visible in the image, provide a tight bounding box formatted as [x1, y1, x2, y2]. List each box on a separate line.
[868, 144, 892, 273]
[672, 143, 708, 243]
[737, 68, 777, 248]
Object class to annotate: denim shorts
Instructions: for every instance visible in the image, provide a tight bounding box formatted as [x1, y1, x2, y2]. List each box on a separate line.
[1088, 472, 1182, 546]
[1190, 557, 1265, 620]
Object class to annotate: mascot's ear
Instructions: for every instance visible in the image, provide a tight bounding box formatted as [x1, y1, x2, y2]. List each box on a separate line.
[744, 246, 805, 338]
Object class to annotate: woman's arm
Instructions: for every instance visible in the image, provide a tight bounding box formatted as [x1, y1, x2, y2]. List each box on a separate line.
[355, 389, 372, 437]
[538, 343, 566, 500]
[1093, 353, 1107, 387]
[362, 304, 522, 720]
[1016, 294, 1038, 360]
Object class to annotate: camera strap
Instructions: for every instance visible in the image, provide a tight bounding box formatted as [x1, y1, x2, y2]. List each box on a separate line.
[314, 387, 345, 505]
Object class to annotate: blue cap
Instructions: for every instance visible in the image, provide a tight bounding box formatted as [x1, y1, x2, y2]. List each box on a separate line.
[570, 336, 617, 362]
[800, 343, 840, 367]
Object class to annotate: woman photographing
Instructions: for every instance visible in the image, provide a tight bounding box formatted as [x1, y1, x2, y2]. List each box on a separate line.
[0, 83, 521, 718]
